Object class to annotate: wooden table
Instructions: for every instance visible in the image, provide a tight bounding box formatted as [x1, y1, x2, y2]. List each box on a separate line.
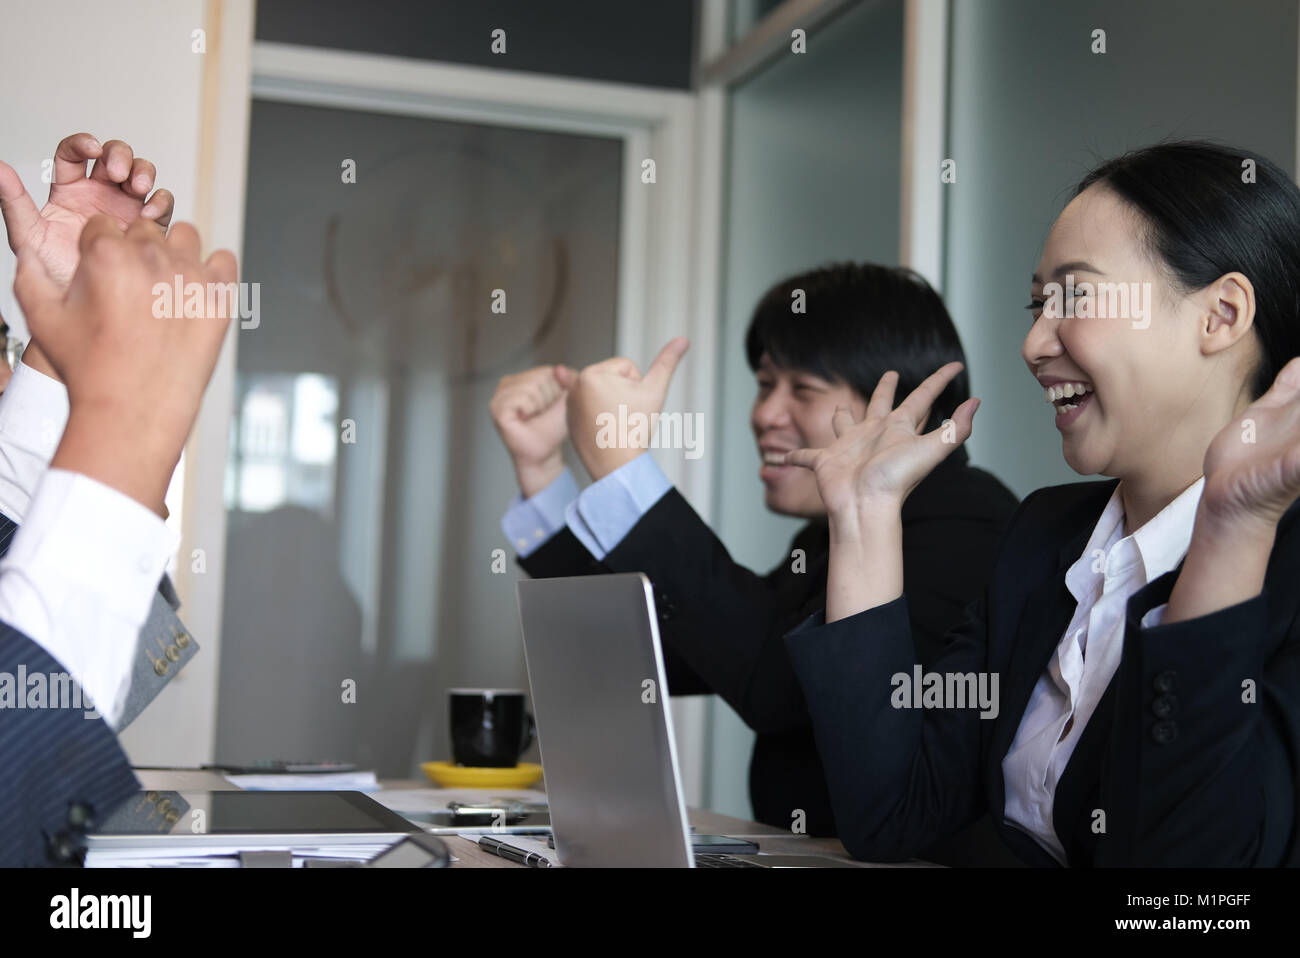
[446, 805, 874, 868]
[132, 770, 932, 867]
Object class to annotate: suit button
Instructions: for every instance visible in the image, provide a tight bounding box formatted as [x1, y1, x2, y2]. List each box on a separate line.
[1151, 720, 1178, 744]
[66, 801, 94, 829]
[1151, 695, 1177, 719]
[46, 830, 78, 864]
[1153, 670, 1177, 693]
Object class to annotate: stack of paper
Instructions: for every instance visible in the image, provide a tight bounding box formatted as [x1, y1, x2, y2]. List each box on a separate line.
[224, 771, 379, 791]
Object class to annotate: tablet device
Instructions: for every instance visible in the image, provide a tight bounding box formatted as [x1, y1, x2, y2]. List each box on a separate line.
[85, 790, 420, 850]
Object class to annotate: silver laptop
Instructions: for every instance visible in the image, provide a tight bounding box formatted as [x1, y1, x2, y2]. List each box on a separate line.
[515, 573, 861, 868]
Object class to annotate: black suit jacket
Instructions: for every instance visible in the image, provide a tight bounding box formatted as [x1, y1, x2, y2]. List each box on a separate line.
[519, 447, 1021, 863]
[0, 623, 140, 866]
[787, 479, 1300, 866]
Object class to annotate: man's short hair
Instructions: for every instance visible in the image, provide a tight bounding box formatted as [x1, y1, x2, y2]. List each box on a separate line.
[745, 263, 970, 432]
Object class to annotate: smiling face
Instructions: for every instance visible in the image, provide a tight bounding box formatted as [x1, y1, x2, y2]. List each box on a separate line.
[752, 353, 865, 518]
[1024, 184, 1259, 483]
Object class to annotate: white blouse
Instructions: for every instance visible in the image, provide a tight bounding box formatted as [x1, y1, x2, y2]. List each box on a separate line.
[1001, 477, 1205, 863]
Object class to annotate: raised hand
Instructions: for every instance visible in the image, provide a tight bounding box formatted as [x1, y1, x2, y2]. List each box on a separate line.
[784, 362, 979, 519]
[13, 215, 236, 515]
[1, 134, 175, 381]
[0, 133, 174, 288]
[490, 364, 577, 497]
[566, 337, 689, 481]
[1200, 356, 1300, 532]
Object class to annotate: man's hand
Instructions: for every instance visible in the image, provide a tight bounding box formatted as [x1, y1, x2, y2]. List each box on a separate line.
[490, 364, 577, 497]
[566, 337, 689, 481]
[0, 133, 174, 379]
[13, 216, 235, 516]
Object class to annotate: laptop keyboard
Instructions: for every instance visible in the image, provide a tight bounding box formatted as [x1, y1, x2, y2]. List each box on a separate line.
[694, 854, 765, 868]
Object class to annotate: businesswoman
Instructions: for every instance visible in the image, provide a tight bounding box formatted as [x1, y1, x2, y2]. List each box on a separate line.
[783, 140, 1300, 866]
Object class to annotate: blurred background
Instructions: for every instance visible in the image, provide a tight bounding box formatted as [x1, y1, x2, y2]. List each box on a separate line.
[0, 0, 1295, 820]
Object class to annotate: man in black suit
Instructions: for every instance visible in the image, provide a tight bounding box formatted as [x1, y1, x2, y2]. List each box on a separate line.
[0, 211, 236, 865]
[492, 264, 1021, 864]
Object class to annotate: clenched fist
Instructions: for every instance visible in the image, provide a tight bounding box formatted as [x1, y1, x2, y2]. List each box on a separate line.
[490, 364, 577, 497]
[14, 215, 236, 516]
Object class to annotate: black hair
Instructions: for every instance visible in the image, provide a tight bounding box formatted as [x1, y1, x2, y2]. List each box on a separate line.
[744, 263, 969, 432]
[1076, 140, 1300, 399]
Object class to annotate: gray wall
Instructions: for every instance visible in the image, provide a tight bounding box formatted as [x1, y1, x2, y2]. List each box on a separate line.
[709, 0, 905, 818]
[945, 0, 1299, 499]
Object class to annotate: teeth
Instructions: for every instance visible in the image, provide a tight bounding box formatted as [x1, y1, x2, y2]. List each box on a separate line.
[763, 453, 787, 465]
[1043, 382, 1092, 404]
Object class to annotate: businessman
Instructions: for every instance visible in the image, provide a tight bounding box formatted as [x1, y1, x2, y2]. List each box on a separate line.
[0, 212, 236, 866]
[0, 133, 197, 730]
[492, 264, 1022, 864]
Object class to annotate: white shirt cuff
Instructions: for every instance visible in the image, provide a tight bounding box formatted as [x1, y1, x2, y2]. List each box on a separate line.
[0, 468, 176, 726]
[0, 359, 69, 523]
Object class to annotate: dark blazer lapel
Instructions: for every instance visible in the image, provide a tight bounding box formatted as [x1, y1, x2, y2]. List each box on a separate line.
[989, 510, 1100, 831]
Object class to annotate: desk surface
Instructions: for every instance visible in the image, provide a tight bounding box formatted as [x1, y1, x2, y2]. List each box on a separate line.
[133, 770, 929, 868]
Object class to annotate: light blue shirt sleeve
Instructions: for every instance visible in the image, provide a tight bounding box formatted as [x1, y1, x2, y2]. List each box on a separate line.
[501, 468, 580, 558]
[564, 453, 673, 561]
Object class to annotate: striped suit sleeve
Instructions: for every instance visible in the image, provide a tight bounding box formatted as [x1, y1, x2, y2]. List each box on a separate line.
[0, 623, 138, 866]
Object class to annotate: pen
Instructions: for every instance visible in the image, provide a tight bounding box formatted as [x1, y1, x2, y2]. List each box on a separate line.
[477, 835, 552, 868]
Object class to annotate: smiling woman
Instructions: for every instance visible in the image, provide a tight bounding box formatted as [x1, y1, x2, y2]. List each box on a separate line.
[783, 139, 1300, 867]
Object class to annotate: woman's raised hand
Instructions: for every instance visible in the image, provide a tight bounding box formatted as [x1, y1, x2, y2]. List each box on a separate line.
[785, 362, 980, 521]
[1200, 356, 1300, 533]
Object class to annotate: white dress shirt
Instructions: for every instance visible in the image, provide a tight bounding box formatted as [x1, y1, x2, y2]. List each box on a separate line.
[1001, 477, 1205, 864]
[0, 360, 173, 727]
[0, 358, 69, 523]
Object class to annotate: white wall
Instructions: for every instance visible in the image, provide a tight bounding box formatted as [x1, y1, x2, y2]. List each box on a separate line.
[0, 0, 205, 339]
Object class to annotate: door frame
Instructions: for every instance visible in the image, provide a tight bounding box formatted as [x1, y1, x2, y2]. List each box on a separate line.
[180, 36, 717, 799]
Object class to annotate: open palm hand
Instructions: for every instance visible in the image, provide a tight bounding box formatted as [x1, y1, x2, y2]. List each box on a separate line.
[785, 362, 979, 517]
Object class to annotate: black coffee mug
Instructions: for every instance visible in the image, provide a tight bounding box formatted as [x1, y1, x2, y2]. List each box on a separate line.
[449, 689, 535, 768]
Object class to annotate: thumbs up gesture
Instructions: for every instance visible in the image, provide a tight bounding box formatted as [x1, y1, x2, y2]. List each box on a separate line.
[567, 337, 690, 480]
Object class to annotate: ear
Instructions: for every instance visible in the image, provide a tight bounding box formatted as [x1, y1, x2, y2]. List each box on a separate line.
[1199, 272, 1255, 357]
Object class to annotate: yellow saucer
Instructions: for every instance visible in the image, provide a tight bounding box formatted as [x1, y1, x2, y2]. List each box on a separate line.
[421, 761, 543, 788]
